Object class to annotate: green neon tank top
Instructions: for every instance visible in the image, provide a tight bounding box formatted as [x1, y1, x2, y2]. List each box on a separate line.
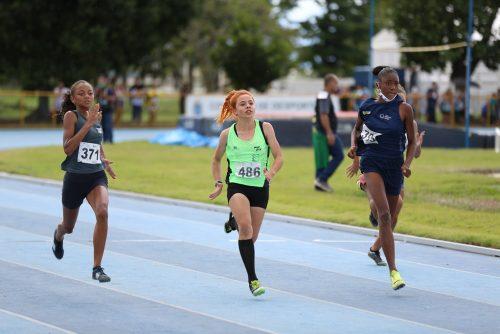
[226, 120, 269, 187]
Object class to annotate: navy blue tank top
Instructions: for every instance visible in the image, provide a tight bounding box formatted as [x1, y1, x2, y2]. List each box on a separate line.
[358, 95, 405, 158]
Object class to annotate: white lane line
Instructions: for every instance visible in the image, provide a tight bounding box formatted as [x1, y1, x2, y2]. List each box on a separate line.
[0, 307, 76, 334]
[333, 246, 500, 280]
[108, 239, 183, 243]
[1, 196, 499, 280]
[1, 212, 499, 308]
[229, 239, 287, 242]
[313, 239, 371, 243]
[0, 256, 462, 334]
[0, 258, 276, 334]
[74, 204, 500, 279]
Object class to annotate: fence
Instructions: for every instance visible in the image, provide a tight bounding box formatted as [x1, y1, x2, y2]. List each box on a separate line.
[338, 91, 496, 127]
[0, 90, 180, 127]
[0, 90, 496, 127]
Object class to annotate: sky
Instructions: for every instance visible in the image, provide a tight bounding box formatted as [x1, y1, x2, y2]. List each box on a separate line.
[286, 0, 324, 23]
[285, 0, 499, 41]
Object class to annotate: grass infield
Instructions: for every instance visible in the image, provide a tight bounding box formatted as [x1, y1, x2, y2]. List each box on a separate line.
[0, 142, 498, 249]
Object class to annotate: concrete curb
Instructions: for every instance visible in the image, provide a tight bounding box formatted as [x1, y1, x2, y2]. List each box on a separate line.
[1, 172, 499, 257]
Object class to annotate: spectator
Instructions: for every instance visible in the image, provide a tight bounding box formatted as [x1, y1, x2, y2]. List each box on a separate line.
[482, 91, 498, 126]
[312, 73, 344, 192]
[146, 84, 159, 125]
[179, 83, 190, 115]
[113, 80, 126, 126]
[409, 66, 419, 93]
[426, 82, 439, 123]
[53, 81, 70, 116]
[454, 91, 465, 125]
[130, 78, 144, 124]
[98, 77, 116, 143]
[439, 89, 453, 125]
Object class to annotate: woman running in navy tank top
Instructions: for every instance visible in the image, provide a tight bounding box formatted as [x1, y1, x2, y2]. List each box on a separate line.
[346, 70, 425, 267]
[348, 67, 416, 290]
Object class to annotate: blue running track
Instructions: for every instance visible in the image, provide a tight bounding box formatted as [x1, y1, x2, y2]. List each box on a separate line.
[0, 175, 499, 334]
[0, 128, 499, 333]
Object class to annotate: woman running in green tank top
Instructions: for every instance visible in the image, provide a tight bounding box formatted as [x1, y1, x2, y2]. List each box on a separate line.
[209, 90, 284, 296]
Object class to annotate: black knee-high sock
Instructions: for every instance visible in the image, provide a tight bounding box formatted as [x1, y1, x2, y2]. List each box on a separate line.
[238, 239, 257, 282]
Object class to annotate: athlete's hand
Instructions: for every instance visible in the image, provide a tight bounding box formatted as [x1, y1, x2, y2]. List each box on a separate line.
[264, 168, 275, 183]
[402, 164, 411, 178]
[345, 161, 359, 178]
[417, 130, 426, 146]
[208, 183, 223, 200]
[87, 103, 101, 124]
[103, 159, 116, 179]
[326, 132, 336, 146]
[347, 146, 357, 159]
[415, 130, 425, 158]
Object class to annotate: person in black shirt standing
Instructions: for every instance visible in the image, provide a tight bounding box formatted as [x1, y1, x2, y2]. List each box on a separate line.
[313, 74, 344, 192]
[426, 82, 438, 123]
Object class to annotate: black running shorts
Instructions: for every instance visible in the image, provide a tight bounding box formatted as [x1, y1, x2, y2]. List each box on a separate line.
[227, 182, 269, 209]
[62, 171, 108, 209]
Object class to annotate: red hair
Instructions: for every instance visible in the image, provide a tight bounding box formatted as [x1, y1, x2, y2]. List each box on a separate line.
[216, 90, 253, 124]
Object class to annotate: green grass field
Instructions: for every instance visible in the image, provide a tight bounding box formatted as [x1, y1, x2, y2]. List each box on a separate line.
[0, 143, 499, 248]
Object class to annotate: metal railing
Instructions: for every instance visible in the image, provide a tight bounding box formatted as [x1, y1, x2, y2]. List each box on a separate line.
[0, 90, 181, 127]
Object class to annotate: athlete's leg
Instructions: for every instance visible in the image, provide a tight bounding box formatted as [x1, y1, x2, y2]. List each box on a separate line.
[393, 189, 404, 225]
[370, 188, 404, 252]
[250, 206, 266, 243]
[364, 172, 397, 271]
[86, 185, 109, 268]
[53, 206, 79, 259]
[56, 207, 79, 241]
[229, 194, 259, 285]
[365, 190, 377, 220]
[230, 194, 252, 240]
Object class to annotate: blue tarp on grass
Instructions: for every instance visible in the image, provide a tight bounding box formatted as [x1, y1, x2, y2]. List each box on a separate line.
[150, 128, 219, 148]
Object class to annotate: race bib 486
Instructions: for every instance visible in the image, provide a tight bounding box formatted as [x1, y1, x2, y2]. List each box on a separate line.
[235, 162, 261, 178]
[77, 142, 101, 164]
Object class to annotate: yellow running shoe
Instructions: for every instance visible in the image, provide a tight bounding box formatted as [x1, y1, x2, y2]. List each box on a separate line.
[390, 270, 405, 290]
[249, 280, 266, 296]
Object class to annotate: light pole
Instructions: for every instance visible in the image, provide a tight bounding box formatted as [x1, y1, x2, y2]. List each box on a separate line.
[464, 0, 473, 148]
[368, 0, 375, 94]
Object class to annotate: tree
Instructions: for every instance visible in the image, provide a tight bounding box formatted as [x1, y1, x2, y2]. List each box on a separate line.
[217, 0, 295, 92]
[387, 0, 499, 87]
[165, 0, 295, 92]
[0, 0, 195, 119]
[299, 0, 371, 77]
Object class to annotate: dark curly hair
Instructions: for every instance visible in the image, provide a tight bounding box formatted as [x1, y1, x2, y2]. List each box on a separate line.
[60, 80, 93, 115]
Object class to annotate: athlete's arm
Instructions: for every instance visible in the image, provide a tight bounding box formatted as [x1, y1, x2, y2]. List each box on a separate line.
[348, 116, 363, 159]
[345, 155, 360, 178]
[262, 122, 283, 182]
[100, 146, 116, 179]
[401, 103, 416, 177]
[62, 104, 100, 155]
[209, 128, 229, 200]
[413, 120, 425, 159]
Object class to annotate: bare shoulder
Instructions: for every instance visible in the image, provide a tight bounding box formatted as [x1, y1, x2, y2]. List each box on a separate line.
[400, 102, 413, 113]
[400, 102, 414, 118]
[63, 111, 76, 124]
[262, 121, 274, 132]
[219, 128, 231, 141]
